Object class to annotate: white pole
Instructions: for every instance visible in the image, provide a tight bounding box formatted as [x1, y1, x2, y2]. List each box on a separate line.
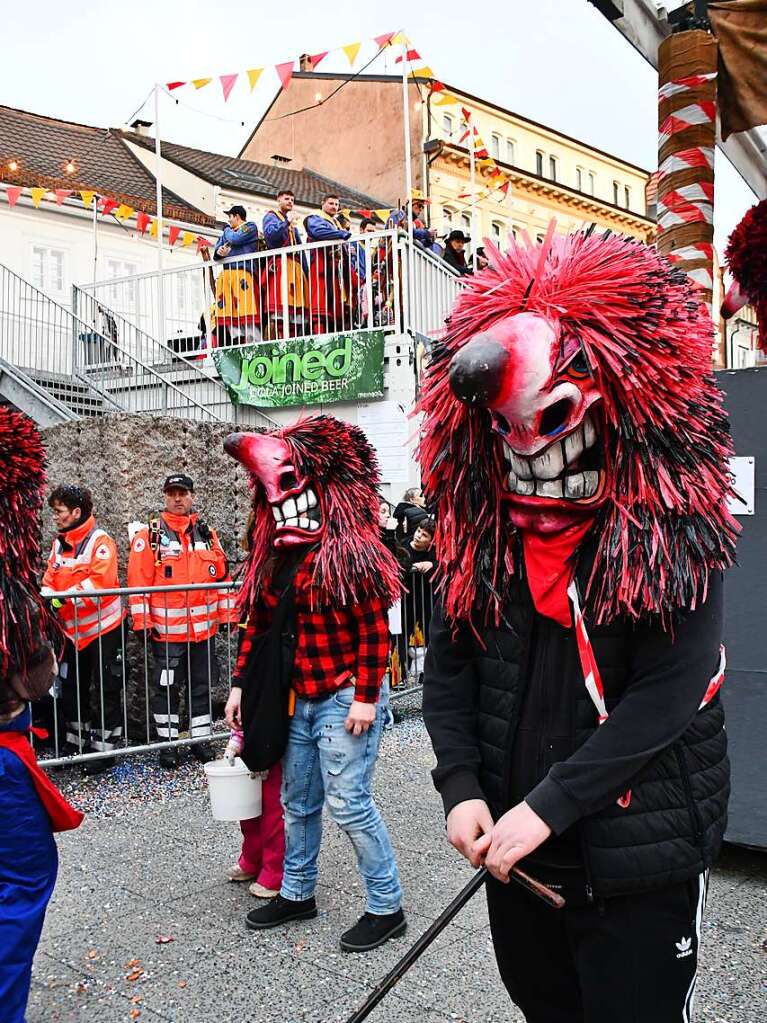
[92, 193, 99, 286]
[153, 84, 167, 347]
[153, 85, 164, 269]
[401, 38, 414, 250]
[469, 128, 478, 260]
[401, 37, 415, 327]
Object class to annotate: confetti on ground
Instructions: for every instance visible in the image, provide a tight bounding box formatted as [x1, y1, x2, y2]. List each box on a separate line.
[154, 935, 174, 944]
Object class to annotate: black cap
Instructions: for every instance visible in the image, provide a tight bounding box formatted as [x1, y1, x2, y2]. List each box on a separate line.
[163, 474, 194, 493]
[447, 229, 471, 243]
[223, 204, 247, 219]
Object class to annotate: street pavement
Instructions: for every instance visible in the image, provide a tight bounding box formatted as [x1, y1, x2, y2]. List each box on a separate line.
[30, 708, 767, 1023]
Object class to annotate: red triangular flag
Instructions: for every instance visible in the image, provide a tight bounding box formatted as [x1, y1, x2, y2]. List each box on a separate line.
[6, 186, 22, 208]
[167, 81, 186, 90]
[196, 235, 210, 253]
[430, 80, 446, 93]
[309, 51, 328, 68]
[136, 211, 150, 234]
[374, 31, 396, 49]
[395, 49, 420, 64]
[98, 197, 119, 216]
[276, 61, 294, 90]
[220, 74, 238, 102]
[54, 189, 72, 205]
[461, 106, 472, 122]
[499, 181, 511, 196]
[168, 225, 181, 247]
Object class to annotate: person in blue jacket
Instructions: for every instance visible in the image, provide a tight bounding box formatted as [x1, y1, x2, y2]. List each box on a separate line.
[212, 205, 262, 343]
[262, 190, 309, 338]
[304, 194, 352, 333]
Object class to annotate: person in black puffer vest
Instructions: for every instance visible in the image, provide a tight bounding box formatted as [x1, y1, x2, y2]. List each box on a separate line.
[418, 230, 739, 1023]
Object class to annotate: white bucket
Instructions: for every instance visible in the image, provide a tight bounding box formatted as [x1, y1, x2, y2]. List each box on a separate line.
[203, 757, 263, 821]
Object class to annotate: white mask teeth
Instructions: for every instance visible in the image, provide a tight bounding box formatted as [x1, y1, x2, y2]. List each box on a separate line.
[583, 413, 597, 450]
[296, 493, 309, 513]
[563, 426, 584, 465]
[535, 478, 563, 499]
[282, 497, 297, 519]
[582, 470, 600, 498]
[272, 505, 283, 522]
[530, 442, 564, 480]
[515, 478, 535, 496]
[306, 489, 318, 509]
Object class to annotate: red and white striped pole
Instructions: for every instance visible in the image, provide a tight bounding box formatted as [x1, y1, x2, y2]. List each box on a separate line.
[656, 30, 718, 319]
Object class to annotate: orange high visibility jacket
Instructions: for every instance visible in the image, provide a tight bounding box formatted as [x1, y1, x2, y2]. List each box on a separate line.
[42, 516, 125, 651]
[126, 511, 237, 642]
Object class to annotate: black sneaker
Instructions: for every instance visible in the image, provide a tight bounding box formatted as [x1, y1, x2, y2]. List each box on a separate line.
[246, 894, 317, 931]
[83, 755, 116, 776]
[191, 741, 215, 764]
[340, 908, 407, 952]
[158, 747, 180, 769]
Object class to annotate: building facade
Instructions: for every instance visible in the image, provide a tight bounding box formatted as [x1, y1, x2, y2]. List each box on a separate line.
[241, 70, 655, 248]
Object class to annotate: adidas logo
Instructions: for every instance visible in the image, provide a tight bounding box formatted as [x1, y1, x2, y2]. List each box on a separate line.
[675, 936, 693, 959]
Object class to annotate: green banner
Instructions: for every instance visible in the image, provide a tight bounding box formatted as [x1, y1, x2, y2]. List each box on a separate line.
[212, 330, 385, 408]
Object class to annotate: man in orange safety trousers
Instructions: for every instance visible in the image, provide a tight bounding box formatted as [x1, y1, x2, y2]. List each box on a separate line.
[43, 484, 126, 774]
[127, 474, 237, 768]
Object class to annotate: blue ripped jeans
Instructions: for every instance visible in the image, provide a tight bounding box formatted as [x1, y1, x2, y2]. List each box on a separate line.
[280, 680, 402, 915]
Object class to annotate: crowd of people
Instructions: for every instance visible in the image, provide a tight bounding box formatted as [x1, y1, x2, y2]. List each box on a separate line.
[197, 189, 488, 348]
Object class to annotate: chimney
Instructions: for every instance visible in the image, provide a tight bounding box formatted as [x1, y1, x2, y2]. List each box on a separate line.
[130, 118, 153, 137]
[299, 53, 313, 72]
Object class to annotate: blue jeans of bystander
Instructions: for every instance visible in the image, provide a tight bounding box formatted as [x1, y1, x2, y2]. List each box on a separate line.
[280, 680, 402, 915]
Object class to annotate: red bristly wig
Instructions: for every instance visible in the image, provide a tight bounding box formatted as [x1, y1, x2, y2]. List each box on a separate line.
[418, 230, 739, 630]
[0, 407, 60, 681]
[725, 198, 767, 352]
[240, 416, 400, 611]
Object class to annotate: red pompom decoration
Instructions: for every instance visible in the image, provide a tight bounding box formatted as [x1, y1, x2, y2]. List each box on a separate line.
[724, 198, 767, 351]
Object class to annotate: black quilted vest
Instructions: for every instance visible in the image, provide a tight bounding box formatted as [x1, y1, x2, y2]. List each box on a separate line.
[473, 570, 729, 898]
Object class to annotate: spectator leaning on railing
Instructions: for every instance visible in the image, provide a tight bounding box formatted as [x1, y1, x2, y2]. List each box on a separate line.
[213, 204, 262, 344]
[42, 484, 126, 774]
[262, 189, 309, 339]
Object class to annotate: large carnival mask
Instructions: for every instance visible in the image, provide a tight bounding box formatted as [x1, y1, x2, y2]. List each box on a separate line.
[224, 432, 323, 547]
[449, 311, 606, 533]
[418, 230, 738, 627]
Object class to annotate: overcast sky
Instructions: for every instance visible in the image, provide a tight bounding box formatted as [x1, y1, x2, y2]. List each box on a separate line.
[1, 0, 757, 253]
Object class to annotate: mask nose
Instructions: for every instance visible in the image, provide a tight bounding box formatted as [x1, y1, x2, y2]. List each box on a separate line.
[449, 337, 508, 406]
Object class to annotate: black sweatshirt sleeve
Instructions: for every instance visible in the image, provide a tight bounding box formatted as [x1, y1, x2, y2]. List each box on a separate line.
[422, 602, 487, 817]
[526, 572, 724, 835]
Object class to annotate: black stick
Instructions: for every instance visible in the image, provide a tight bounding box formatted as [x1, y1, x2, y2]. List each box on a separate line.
[343, 867, 564, 1023]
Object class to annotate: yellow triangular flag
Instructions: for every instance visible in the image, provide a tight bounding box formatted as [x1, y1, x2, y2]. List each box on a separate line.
[192, 78, 212, 90]
[80, 190, 96, 208]
[410, 66, 434, 79]
[477, 158, 495, 169]
[115, 204, 134, 222]
[246, 68, 263, 91]
[181, 231, 195, 247]
[390, 31, 409, 46]
[30, 187, 46, 208]
[433, 92, 458, 106]
[374, 209, 393, 222]
[149, 219, 158, 238]
[342, 41, 361, 66]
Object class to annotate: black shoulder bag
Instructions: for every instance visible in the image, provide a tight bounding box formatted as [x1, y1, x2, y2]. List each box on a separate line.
[239, 568, 298, 772]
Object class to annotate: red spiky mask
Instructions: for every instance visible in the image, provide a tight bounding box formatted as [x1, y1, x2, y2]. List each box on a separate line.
[419, 230, 739, 628]
[0, 407, 60, 685]
[224, 416, 400, 609]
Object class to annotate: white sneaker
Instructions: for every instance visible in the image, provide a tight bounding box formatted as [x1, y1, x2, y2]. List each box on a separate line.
[249, 882, 280, 898]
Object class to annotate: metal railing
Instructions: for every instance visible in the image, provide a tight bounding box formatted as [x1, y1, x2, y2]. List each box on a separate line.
[35, 572, 435, 768]
[0, 261, 238, 422]
[78, 231, 407, 355]
[403, 242, 464, 341]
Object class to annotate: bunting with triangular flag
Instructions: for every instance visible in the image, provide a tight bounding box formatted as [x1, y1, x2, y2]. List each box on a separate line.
[29, 188, 46, 208]
[6, 186, 22, 208]
[310, 51, 328, 68]
[168, 225, 181, 246]
[192, 78, 212, 90]
[275, 60, 294, 90]
[98, 197, 119, 217]
[342, 41, 361, 66]
[136, 211, 150, 234]
[149, 220, 158, 238]
[220, 74, 238, 101]
[80, 191, 96, 208]
[181, 230, 195, 247]
[54, 189, 72, 205]
[115, 204, 134, 221]
[246, 68, 263, 91]
[374, 31, 396, 49]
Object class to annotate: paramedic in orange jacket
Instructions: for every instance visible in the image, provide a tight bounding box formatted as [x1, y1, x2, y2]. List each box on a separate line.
[43, 485, 126, 774]
[127, 474, 237, 769]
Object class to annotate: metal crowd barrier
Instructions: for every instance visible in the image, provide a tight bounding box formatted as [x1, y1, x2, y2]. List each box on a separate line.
[35, 572, 435, 769]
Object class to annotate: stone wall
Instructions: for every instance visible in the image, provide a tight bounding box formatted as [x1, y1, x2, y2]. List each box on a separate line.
[40, 415, 254, 726]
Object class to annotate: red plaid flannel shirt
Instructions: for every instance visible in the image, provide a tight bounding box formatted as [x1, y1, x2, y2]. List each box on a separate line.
[234, 549, 389, 704]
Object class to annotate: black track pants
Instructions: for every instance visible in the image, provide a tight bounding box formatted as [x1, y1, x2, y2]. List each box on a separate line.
[486, 869, 708, 1023]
